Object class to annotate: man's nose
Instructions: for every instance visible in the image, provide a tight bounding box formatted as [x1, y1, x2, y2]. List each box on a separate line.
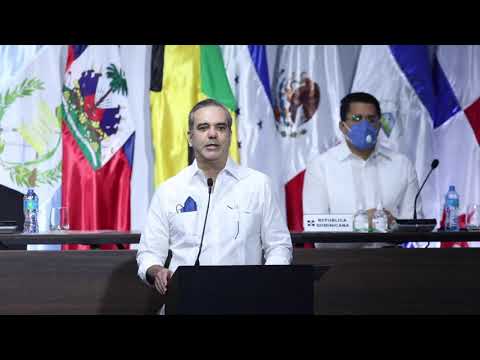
[207, 127, 217, 138]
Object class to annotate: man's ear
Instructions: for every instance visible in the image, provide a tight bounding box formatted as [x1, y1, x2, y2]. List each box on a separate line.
[187, 131, 192, 147]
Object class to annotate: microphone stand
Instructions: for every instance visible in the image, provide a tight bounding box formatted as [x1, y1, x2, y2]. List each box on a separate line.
[194, 178, 213, 266]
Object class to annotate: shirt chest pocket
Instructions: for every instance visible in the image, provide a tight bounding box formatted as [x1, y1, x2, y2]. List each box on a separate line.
[223, 207, 261, 241]
[170, 212, 199, 244]
[239, 211, 261, 238]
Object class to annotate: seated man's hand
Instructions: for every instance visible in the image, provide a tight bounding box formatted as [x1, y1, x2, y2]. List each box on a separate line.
[147, 265, 173, 295]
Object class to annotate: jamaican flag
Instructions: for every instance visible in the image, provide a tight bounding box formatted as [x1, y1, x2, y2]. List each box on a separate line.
[150, 45, 239, 187]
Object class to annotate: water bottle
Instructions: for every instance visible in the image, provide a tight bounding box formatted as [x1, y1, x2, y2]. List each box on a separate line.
[23, 188, 39, 233]
[372, 203, 388, 233]
[445, 185, 459, 231]
[353, 209, 369, 232]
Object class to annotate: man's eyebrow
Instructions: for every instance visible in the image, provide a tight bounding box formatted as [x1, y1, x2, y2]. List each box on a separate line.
[196, 121, 228, 127]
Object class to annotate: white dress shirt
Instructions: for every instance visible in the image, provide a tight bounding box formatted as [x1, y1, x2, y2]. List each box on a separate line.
[137, 157, 292, 284]
[303, 140, 422, 248]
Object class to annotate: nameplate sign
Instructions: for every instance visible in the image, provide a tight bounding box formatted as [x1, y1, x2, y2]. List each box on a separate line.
[303, 214, 354, 232]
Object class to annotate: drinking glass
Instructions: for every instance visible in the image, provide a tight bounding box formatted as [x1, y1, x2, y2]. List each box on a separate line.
[466, 204, 480, 231]
[50, 207, 70, 231]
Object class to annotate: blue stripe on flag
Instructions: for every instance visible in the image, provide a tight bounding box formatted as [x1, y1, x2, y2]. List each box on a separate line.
[431, 55, 462, 128]
[123, 133, 135, 169]
[389, 45, 461, 129]
[73, 45, 88, 61]
[248, 45, 273, 106]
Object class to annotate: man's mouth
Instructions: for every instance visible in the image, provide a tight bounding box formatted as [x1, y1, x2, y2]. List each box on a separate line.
[205, 144, 219, 149]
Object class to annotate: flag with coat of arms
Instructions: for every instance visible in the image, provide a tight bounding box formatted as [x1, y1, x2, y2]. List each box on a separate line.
[61, 45, 135, 250]
[0, 45, 63, 250]
[224, 45, 346, 241]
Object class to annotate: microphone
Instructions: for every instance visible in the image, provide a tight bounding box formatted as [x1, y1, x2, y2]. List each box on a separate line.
[414, 159, 439, 220]
[194, 178, 213, 266]
[393, 159, 439, 233]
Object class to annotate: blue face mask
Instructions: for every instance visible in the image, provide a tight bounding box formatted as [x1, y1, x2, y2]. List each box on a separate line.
[344, 119, 378, 151]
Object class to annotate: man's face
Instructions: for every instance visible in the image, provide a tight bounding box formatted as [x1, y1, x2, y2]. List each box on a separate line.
[188, 105, 231, 164]
[340, 102, 381, 135]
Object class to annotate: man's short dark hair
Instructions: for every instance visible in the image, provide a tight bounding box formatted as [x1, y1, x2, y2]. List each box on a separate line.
[188, 98, 233, 131]
[340, 92, 381, 121]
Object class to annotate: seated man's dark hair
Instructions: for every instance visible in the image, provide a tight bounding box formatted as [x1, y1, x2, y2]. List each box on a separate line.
[340, 92, 381, 122]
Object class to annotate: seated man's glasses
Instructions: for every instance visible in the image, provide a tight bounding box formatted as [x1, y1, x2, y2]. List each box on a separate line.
[350, 114, 380, 124]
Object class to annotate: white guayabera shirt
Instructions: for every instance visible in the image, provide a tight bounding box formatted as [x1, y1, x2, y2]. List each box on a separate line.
[303, 140, 422, 249]
[137, 157, 292, 284]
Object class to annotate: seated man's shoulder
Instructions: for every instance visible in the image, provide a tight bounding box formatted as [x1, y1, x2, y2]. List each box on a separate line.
[379, 145, 412, 164]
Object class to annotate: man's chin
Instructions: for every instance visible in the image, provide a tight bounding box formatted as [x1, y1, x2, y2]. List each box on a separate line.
[199, 152, 227, 163]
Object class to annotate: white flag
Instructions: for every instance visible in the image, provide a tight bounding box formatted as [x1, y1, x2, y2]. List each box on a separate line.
[121, 45, 153, 247]
[435, 45, 480, 247]
[271, 45, 345, 231]
[222, 45, 285, 212]
[0, 45, 63, 250]
[351, 45, 437, 222]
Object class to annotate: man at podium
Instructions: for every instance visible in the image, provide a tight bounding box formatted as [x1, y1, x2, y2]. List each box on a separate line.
[137, 99, 292, 295]
[302, 92, 422, 248]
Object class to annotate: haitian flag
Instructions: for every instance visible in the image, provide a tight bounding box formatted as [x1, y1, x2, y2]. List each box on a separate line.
[61, 45, 135, 250]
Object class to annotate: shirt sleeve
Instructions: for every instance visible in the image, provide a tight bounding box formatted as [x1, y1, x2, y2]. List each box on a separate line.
[260, 175, 293, 265]
[136, 187, 170, 285]
[303, 159, 330, 215]
[397, 158, 422, 219]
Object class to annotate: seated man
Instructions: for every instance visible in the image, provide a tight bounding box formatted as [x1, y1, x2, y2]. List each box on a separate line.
[137, 98, 292, 298]
[302, 92, 422, 248]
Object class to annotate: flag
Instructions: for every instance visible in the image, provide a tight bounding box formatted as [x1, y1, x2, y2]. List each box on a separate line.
[222, 45, 285, 212]
[434, 45, 480, 248]
[120, 45, 153, 250]
[150, 45, 239, 187]
[0, 45, 63, 250]
[61, 45, 135, 250]
[352, 45, 480, 248]
[270, 45, 345, 244]
[351, 45, 438, 248]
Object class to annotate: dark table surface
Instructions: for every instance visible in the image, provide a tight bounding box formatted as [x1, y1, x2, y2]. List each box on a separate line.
[1, 230, 479, 247]
[292, 230, 480, 244]
[0, 230, 141, 246]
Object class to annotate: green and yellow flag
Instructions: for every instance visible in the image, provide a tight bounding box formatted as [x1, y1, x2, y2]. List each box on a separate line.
[150, 45, 239, 187]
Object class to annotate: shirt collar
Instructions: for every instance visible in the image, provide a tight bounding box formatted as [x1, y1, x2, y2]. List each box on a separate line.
[188, 157, 245, 182]
[336, 139, 393, 162]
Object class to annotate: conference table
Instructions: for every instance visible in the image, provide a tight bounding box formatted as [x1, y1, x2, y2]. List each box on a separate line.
[1, 230, 480, 314]
[2, 229, 479, 246]
[291, 230, 480, 245]
[0, 230, 140, 248]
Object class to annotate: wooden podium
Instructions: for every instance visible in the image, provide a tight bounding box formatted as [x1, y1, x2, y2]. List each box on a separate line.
[165, 265, 328, 315]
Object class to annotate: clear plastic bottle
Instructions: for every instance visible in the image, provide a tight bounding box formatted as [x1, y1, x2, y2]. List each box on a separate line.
[445, 185, 460, 232]
[353, 209, 369, 232]
[372, 203, 388, 233]
[23, 188, 39, 233]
